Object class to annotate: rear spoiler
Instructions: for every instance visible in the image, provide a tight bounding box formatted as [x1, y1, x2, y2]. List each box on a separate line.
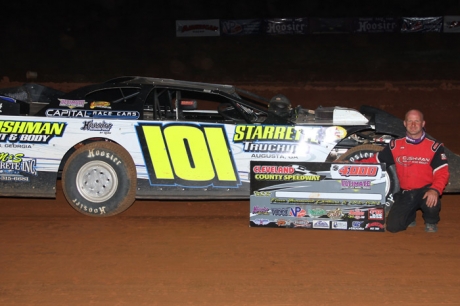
[360, 105, 406, 137]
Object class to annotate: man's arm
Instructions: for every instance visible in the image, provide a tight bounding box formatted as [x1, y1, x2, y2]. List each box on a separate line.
[429, 145, 449, 196]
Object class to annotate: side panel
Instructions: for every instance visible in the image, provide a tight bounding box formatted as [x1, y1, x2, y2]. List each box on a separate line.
[0, 115, 348, 199]
[134, 122, 348, 199]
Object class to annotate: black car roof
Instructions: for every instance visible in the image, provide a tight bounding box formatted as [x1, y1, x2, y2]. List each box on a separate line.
[105, 76, 237, 95]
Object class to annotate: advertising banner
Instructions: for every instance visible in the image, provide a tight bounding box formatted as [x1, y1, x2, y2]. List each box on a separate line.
[220, 19, 263, 35]
[309, 18, 352, 33]
[176, 19, 220, 37]
[264, 18, 308, 35]
[353, 17, 400, 33]
[249, 161, 387, 232]
[443, 16, 460, 33]
[401, 17, 443, 33]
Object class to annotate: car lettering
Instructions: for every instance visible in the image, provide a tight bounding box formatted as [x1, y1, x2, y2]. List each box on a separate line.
[138, 124, 239, 187]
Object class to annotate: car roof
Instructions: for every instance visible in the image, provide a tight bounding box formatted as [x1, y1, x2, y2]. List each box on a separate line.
[104, 76, 237, 95]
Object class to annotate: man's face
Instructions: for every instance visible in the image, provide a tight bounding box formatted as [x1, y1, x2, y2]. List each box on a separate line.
[404, 111, 425, 138]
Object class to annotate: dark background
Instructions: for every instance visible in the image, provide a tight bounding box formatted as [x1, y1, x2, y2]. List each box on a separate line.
[2, 1, 460, 83]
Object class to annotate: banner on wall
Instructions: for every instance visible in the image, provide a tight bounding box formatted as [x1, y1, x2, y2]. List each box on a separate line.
[309, 18, 353, 33]
[220, 19, 263, 35]
[264, 18, 309, 35]
[176, 19, 220, 37]
[353, 17, 400, 33]
[401, 17, 443, 33]
[443, 16, 460, 33]
[249, 161, 387, 231]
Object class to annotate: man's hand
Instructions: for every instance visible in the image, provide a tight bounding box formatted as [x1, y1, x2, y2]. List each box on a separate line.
[423, 189, 439, 207]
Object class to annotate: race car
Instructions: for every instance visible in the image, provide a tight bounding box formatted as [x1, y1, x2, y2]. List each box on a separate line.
[0, 76, 459, 216]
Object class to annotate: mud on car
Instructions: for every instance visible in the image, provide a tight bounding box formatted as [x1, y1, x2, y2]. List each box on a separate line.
[0, 76, 459, 216]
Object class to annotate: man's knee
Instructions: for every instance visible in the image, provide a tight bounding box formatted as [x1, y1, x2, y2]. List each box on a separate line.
[386, 223, 406, 233]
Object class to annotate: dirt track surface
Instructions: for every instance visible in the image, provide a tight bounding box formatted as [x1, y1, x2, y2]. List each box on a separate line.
[1, 81, 460, 305]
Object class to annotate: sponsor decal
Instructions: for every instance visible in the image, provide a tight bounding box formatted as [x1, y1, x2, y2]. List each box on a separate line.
[87, 148, 122, 166]
[368, 208, 384, 220]
[293, 220, 312, 228]
[332, 221, 348, 230]
[253, 191, 271, 196]
[312, 220, 330, 229]
[245, 142, 297, 154]
[234, 125, 302, 155]
[253, 218, 270, 226]
[270, 198, 344, 205]
[276, 219, 289, 227]
[252, 206, 270, 215]
[441, 153, 447, 160]
[448, 20, 460, 28]
[289, 206, 307, 217]
[253, 165, 295, 174]
[58, 98, 85, 108]
[0, 152, 37, 182]
[264, 18, 308, 35]
[326, 208, 343, 219]
[0, 120, 66, 144]
[72, 200, 107, 215]
[45, 109, 140, 119]
[347, 208, 365, 219]
[365, 222, 384, 230]
[308, 207, 327, 217]
[254, 173, 321, 181]
[396, 156, 430, 166]
[137, 123, 239, 187]
[90, 101, 111, 109]
[341, 180, 371, 189]
[337, 165, 378, 177]
[81, 120, 113, 132]
[271, 207, 290, 216]
[180, 23, 218, 33]
[349, 221, 365, 231]
[354, 18, 398, 33]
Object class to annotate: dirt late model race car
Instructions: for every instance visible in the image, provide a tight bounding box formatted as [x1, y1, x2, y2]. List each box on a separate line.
[0, 76, 459, 217]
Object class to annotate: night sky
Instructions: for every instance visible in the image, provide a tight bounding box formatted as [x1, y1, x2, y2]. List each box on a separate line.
[1, 1, 460, 82]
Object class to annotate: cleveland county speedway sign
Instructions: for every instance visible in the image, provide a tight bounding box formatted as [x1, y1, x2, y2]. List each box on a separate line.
[249, 161, 387, 232]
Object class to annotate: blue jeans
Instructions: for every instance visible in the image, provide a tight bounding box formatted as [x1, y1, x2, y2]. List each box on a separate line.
[386, 187, 441, 233]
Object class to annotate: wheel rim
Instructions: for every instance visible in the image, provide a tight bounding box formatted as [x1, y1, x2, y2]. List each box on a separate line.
[76, 160, 118, 203]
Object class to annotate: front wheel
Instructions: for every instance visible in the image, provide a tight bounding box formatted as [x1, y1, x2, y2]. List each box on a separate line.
[337, 144, 399, 213]
[62, 141, 137, 217]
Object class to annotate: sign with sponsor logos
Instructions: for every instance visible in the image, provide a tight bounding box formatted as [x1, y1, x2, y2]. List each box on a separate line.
[401, 17, 443, 33]
[443, 16, 460, 33]
[264, 18, 308, 35]
[220, 19, 262, 35]
[353, 17, 400, 33]
[176, 19, 220, 37]
[249, 161, 387, 232]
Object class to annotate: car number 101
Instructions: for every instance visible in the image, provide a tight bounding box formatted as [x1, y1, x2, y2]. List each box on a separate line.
[139, 124, 240, 187]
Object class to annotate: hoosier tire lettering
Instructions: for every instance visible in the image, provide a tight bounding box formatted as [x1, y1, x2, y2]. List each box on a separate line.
[62, 141, 136, 217]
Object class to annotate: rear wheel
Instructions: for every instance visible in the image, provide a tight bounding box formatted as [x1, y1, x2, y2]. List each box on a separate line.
[62, 142, 137, 217]
[337, 145, 399, 213]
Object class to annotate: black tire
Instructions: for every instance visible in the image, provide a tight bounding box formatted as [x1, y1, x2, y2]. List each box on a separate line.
[337, 144, 400, 213]
[62, 142, 137, 217]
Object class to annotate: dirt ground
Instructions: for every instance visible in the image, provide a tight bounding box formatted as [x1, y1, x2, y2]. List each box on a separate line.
[1, 80, 460, 305]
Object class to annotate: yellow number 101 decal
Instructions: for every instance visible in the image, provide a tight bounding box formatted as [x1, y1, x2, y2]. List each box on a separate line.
[138, 124, 239, 187]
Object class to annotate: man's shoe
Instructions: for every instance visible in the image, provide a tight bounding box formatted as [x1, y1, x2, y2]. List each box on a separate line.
[408, 220, 416, 227]
[425, 223, 438, 233]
